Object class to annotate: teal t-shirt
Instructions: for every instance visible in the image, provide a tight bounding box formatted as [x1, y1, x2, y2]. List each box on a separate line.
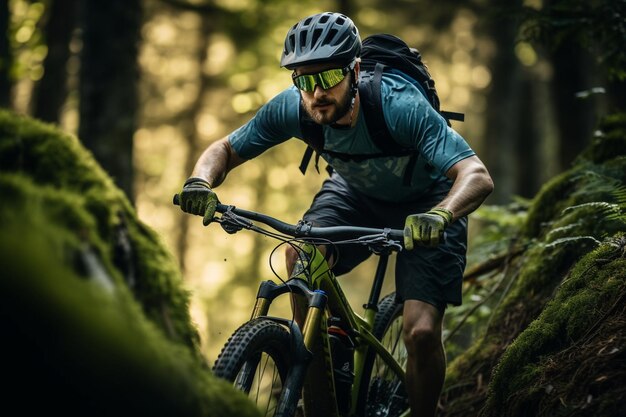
[228, 72, 475, 202]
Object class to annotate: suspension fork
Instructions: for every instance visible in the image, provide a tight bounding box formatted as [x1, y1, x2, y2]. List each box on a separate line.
[249, 279, 331, 417]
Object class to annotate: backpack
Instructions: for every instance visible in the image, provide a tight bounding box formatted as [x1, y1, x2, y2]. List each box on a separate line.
[298, 33, 464, 186]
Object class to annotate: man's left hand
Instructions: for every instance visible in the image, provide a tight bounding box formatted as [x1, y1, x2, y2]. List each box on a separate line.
[403, 208, 453, 249]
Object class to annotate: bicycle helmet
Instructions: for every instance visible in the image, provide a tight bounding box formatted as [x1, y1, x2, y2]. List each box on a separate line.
[280, 12, 361, 69]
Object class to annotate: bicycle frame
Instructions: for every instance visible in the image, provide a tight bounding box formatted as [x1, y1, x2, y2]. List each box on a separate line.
[171, 197, 408, 416]
[248, 241, 405, 417]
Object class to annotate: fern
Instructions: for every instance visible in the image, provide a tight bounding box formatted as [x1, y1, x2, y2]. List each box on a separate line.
[561, 201, 621, 216]
[544, 236, 602, 249]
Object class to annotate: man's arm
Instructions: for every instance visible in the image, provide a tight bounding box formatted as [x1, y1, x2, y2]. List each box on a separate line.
[178, 137, 247, 225]
[437, 155, 494, 221]
[191, 137, 247, 188]
[403, 155, 493, 249]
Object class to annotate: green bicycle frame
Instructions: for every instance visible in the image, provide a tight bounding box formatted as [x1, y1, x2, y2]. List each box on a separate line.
[249, 242, 406, 417]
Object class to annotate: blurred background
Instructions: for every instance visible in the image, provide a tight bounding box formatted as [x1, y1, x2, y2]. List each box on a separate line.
[2, 0, 623, 360]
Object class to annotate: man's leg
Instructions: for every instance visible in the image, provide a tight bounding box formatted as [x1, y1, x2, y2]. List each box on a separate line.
[403, 299, 445, 417]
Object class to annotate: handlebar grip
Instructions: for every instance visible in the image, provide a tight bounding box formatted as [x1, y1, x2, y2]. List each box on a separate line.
[172, 194, 227, 214]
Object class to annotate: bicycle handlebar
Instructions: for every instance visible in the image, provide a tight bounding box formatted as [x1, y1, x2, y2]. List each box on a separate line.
[173, 193, 405, 242]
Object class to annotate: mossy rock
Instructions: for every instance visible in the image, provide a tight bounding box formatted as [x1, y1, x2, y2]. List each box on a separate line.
[0, 109, 260, 417]
[441, 113, 626, 417]
[483, 235, 625, 417]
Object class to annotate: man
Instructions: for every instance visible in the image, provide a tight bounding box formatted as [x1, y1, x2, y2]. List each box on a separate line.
[179, 12, 494, 417]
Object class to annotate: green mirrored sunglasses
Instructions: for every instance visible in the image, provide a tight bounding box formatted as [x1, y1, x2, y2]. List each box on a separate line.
[292, 66, 349, 92]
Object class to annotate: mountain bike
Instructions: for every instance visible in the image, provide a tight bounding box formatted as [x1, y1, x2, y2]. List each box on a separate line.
[174, 196, 410, 417]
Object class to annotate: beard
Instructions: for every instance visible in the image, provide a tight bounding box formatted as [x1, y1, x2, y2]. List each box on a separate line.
[301, 87, 353, 125]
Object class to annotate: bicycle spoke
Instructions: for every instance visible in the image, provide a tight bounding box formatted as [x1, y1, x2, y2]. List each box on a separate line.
[359, 293, 409, 417]
[213, 319, 293, 417]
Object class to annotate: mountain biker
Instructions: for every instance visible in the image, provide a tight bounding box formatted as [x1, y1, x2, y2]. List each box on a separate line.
[178, 11, 494, 417]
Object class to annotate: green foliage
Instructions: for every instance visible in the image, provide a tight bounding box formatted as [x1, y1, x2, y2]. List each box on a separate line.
[0, 108, 200, 347]
[523, 114, 626, 239]
[519, 0, 626, 80]
[442, 113, 626, 417]
[0, 109, 261, 416]
[484, 235, 625, 416]
[444, 201, 529, 359]
[7, 0, 47, 82]
[468, 200, 529, 264]
[1, 190, 259, 417]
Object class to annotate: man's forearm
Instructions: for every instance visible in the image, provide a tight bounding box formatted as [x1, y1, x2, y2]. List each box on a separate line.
[191, 138, 246, 188]
[437, 157, 494, 221]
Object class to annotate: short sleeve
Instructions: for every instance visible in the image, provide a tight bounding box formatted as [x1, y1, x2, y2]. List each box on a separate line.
[228, 87, 302, 159]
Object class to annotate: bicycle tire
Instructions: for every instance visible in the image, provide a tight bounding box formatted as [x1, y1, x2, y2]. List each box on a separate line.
[357, 292, 409, 417]
[213, 317, 295, 417]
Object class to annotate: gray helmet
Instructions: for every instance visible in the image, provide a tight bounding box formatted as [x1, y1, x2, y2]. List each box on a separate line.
[280, 12, 361, 69]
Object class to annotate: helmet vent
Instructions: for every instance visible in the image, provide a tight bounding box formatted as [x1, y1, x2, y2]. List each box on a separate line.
[324, 28, 338, 45]
[300, 31, 308, 48]
[288, 34, 295, 51]
[312, 28, 323, 46]
[280, 12, 361, 69]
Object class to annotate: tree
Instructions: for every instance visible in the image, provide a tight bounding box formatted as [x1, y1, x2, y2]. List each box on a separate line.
[78, 0, 142, 201]
[520, 0, 626, 169]
[0, 0, 11, 107]
[32, 0, 77, 124]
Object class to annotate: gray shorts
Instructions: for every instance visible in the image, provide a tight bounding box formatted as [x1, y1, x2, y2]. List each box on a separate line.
[303, 173, 467, 311]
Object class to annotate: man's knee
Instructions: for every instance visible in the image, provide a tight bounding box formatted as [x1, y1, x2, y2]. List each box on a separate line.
[285, 245, 298, 264]
[285, 244, 331, 264]
[285, 244, 332, 275]
[402, 300, 443, 356]
[403, 323, 441, 356]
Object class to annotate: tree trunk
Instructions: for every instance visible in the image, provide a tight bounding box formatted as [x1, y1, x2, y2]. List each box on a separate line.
[481, 4, 524, 204]
[550, 43, 598, 171]
[0, 0, 11, 108]
[177, 15, 214, 272]
[78, 0, 142, 201]
[33, 0, 77, 124]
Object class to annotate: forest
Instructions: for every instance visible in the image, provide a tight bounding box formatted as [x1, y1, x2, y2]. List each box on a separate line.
[1, 0, 625, 416]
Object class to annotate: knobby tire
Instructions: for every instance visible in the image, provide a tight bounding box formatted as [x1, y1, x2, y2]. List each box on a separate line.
[213, 318, 295, 417]
[357, 292, 409, 417]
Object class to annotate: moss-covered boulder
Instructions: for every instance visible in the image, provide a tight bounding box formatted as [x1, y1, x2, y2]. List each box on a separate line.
[0, 109, 260, 417]
[441, 114, 626, 417]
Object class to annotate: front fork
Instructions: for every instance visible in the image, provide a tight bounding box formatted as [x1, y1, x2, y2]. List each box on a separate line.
[250, 279, 339, 417]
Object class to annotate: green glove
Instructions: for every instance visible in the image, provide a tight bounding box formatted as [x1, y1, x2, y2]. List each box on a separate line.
[179, 177, 218, 226]
[403, 208, 453, 250]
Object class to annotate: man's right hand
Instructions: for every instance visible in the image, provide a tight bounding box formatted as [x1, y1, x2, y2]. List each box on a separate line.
[179, 177, 218, 226]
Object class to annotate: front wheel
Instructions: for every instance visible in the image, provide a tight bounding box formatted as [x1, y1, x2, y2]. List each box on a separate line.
[357, 292, 409, 417]
[213, 318, 294, 417]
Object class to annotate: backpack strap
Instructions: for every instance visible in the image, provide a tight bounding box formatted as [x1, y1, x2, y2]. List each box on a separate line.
[441, 111, 465, 122]
[359, 64, 418, 186]
[298, 101, 324, 175]
[298, 66, 420, 185]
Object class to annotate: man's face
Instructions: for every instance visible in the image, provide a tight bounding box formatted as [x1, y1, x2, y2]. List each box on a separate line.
[293, 63, 353, 125]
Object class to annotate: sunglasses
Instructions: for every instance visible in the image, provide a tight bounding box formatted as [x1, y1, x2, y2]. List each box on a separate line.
[292, 66, 350, 92]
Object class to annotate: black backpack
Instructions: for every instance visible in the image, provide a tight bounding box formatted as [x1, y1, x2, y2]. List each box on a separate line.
[298, 33, 464, 186]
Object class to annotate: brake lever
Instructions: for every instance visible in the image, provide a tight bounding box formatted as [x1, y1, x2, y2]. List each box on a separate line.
[356, 230, 403, 254]
[217, 208, 253, 234]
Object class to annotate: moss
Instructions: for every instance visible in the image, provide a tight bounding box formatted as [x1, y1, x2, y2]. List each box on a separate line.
[483, 236, 626, 416]
[441, 113, 626, 417]
[523, 113, 626, 239]
[0, 109, 199, 349]
[1, 217, 260, 417]
[577, 112, 626, 165]
[0, 110, 261, 416]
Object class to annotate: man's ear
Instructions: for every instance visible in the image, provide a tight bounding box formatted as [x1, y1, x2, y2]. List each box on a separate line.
[352, 61, 360, 88]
